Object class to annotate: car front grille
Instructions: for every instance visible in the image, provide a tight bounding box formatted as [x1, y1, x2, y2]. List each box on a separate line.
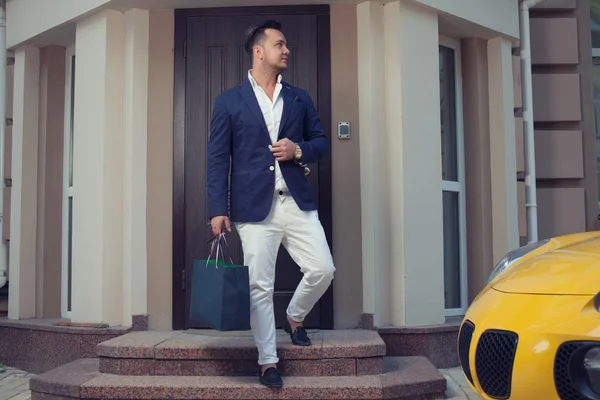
[457, 320, 475, 385]
[475, 330, 518, 399]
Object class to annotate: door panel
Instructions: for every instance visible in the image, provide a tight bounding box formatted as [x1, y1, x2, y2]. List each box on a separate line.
[177, 10, 331, 330]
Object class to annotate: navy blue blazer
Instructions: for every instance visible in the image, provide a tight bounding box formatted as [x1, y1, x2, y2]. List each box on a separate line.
[206, 78, 328, 223]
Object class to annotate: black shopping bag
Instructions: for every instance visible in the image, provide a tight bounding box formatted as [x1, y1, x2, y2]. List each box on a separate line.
[189, 233, 251, 331]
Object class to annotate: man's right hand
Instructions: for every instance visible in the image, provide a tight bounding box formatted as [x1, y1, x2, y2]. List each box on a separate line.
[211, 216, 231, 237]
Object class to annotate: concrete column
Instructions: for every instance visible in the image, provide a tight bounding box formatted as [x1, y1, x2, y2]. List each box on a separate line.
[71, 10, 125, 325]
[8, 45, 40, 319]
[330, 4, 363, 329]
[461, 38, 495, 301]
[146, 9, 174, 330]
[488, 37, 519, 263]
[356, 1, 391, 327]
[384, 1, 445, 326]
[357, 0, 445, 327]
[36, 46, 66, 318]
[122, 8, 149, 327]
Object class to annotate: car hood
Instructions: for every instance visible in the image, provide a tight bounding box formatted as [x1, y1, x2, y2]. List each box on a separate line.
[491, 236, 600, 295]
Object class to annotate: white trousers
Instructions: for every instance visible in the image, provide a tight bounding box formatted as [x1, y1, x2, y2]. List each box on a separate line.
[236, 192, 335, 365]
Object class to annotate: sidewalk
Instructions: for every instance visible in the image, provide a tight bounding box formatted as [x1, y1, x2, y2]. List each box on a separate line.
[0, 364, 477, 400]
[0, 366, 31, 400]
[440, 367, 480, 399]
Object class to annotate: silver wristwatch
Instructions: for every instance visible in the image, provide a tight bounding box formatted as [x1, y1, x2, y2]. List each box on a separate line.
[294, 143, 303, 160]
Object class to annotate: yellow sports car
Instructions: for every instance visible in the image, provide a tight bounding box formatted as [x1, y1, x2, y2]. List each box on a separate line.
[458, 231, 600, 400]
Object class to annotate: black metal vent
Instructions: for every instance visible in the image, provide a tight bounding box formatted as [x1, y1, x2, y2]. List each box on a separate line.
[554, 341, 600, 400]
[457, 320, 475, 385]
[475, 330, 518, 399]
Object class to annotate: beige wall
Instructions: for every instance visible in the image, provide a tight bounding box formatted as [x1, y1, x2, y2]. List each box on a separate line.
[3, 45, 66, 320]
[144, 5, 365, 330]
[386, 1, 446, 326]
[146, 9, 174, 330]
[71, 10, 126, 326]
[357, 0, 486, 326]
[6, 0, 111, 48]
[356, 1, 389, 326]
[142, 0, 521, 327]
[515, 0, 598, 241]
[488, 37, 520, 262]
[4, 0, 526, 328]
[461, 38, 495, 302]
[122, 8, 151, 325]
[437, 12, 522, 300]
[4, 8, 176, 328]
[329, 4, 363, 329]
[457, 37, 521, 299]
[4, 3, 367, 329]
[415, 0, 519, 38]
[4, 0, 520, 49]
[8, 46, 40, 319]
[35, 47, 66, 318]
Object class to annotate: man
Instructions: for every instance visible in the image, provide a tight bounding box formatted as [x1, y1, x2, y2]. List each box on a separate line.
[206, 20, 335, 388]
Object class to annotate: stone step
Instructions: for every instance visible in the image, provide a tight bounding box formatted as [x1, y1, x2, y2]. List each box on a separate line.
[30, 356, 447, 400]
[97, 329, 386, 377]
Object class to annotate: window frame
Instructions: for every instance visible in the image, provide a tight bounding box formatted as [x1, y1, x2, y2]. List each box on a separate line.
[439, 35, 468, 317]
[61, 43, 76, 319]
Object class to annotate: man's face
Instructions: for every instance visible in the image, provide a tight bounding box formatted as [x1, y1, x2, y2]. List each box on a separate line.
[257, 28, 289, 72]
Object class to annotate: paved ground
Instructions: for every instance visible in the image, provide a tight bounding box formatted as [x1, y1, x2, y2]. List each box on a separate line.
[0, 364, 477, 400]
[0, 366, 32, 400]
[440, 367, 480, 399]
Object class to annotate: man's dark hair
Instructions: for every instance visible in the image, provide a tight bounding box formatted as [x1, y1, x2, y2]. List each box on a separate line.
[244, 20, 283, 62]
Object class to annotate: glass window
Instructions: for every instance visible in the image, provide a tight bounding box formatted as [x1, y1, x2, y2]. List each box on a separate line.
[442, 191, 461, 309]
[439, 40, 467, 315]
[69, 55, 75, 188]
[439, 46, 458, 182]
[592, 0, 600, 48]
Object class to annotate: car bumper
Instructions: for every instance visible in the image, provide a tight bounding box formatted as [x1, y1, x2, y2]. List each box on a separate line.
[458, 286, 600, 400]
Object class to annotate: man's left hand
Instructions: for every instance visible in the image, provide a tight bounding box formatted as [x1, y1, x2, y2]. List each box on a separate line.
[270, 139, 296, 161]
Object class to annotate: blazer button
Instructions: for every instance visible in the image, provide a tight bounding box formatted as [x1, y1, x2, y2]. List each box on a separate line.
[269, 166, 275, 171]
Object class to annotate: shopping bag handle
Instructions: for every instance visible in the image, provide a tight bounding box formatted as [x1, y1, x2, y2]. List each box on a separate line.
[205, 233, 234, 267]
[219, 233, 234, 264]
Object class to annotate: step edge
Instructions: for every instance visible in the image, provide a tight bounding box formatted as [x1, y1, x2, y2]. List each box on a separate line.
[30, 357, 447, 400]
[98, 356, 385, 377]
[97, 330, 387, 360]
[97, 347, 387, 360]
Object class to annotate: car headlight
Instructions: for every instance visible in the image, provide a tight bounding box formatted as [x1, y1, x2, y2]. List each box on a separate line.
[487, 239, 550, 284]
[585, 348, 600, 370]
[585, 347, 600, 395]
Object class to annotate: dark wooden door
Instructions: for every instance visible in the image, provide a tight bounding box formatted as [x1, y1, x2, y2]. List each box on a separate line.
[172, 6, 333, 331]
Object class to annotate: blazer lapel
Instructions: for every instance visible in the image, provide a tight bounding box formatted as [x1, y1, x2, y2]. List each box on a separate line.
[239, 79, 269, 138]
[278, 84, 294, 139]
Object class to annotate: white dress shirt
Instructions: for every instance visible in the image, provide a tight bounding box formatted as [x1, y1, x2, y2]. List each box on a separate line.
[247, 70, 289, 194]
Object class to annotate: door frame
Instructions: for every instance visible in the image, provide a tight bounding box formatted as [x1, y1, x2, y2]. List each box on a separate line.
[172, 5, 333, 330]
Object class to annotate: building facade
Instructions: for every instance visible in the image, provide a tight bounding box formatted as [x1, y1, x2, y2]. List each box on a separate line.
[520, 0, 598, 245]
[0, 0, 594, 364]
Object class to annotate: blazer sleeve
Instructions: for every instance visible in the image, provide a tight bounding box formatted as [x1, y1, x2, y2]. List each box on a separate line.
[206, 95, 232, 219]
[298, 89, 329, 164]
